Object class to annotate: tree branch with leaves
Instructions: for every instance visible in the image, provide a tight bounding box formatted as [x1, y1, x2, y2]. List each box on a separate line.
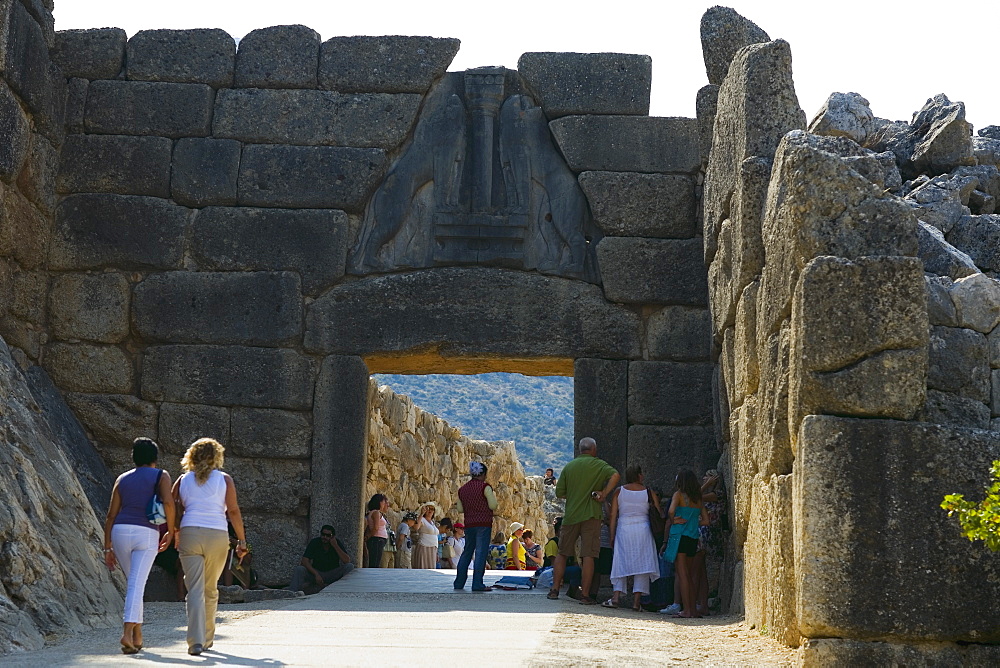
[941, 460, 1000, 552]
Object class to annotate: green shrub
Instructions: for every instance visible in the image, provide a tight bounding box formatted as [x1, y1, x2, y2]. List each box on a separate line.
[941, 460, 1000, 552]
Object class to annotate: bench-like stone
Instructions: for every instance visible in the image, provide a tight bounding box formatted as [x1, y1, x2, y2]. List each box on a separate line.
[53, 28, 126, 79]
[126, 29, 235, 87]
[190, 207, 350, 294]
[49, 273, 130, 343]
[231, 407, 312, 459]
[628, 361, 714, 425]
[50, 194, 188, 270]
[235, 25, 320, 89]
[57, 134, 172, 197]
[141, 345, 315, 410]
[85, 80, 214, 138]
[157, 402, 230, 456]
[598, 237, 708, 305]
[319, 36, 459, 93]
[214, 89, 421, 149]
[550, 116, 699, 173]
[237, 144, 387, 211]
[171, 137, 241, 206]
[42, 343, 133, 394]
[132, 271, 303, 346]
[304, 267, 642, 359]
[579, 172, 696, 238]
[517, 52, 651, 118]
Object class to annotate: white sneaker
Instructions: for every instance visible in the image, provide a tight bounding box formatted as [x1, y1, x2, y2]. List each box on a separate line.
[659, 603, 682, 615]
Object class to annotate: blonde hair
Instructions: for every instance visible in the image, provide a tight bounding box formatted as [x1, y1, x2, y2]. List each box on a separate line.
[181, 438, 225, 484]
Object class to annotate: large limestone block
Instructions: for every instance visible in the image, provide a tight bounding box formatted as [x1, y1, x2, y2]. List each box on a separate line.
[190, 207, 350, 295]
[702, 39, 805, 264]
[224, 455, 310, 515]
[9, 269, 47, 326]
[0, 187, 49, 269]
[242, 513, 309, 587]
[305, 267, 641, 360]
[319, 36, 459, 93]
[800, 639, 997, 668]
[4, 1, 63, 142]
[157, 402, 230, 459]
[57, 134, 172, 196]
[909, 94, 974, 177]
[756, 131, 919, 343]
[53, 27, 127, 79]
[732, 280, 760, 400]
[65, 77, 87, 134]
[917, 388, 990, 430]
[946, 214, 1000, 272]
[0, 343, 125, 653]
[628, 361, 713, 426]
[744, 473, 797, 646]
[574, 358, 628, 474]
[699, 6, 770, 85]
[807, 92, 875, 145]
[578, 171, 696, 238]
[237, 144, 387, 211]
[755, 324, 793, 473]
[517, 52, 651, 118]
[170, 137, 241, 207]
[795, 416, 1000, 641]
[126, 29, 235, 87]
[141, 345, 315, 410]
[549, 116, 699, 173]
[230, 407, 311, 459]
[917, 220, 978, 279]
[132, 271, 302, 346]
[645, 306, 710, 362]
[626, 425, 716, 488]
[64, 392, 158, 472]
[790, 255, 929, 427]
[84, 80, 214, 138]
[43, 343, 133, 394]
[50, 194, 188, 270]
[214, 89, 422, 149]
[695, 84, 719, 166]
[947, 272, 1000, 333]
[598, 237, 707, 306]
[311, 355, 369, 557]
[927, 326, 989, 402]
[17, 132, 59, 216]
[925, 274, 959, 327]
[235, 25, 320, 89]
[0, 81, 30, 182]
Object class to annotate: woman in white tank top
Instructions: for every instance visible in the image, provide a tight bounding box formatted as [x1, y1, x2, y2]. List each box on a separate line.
[171, 438, 247, 656]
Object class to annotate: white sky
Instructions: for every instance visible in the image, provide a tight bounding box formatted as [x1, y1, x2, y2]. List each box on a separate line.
[55, 0, 998, 131]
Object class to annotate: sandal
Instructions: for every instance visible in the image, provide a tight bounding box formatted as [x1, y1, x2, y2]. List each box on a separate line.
[546, 588, 559, 600]
[601, 598, 616, 608]
[578, 596, 597, 605]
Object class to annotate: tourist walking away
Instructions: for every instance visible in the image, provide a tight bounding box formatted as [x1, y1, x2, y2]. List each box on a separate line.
[396, 511, 419, 568]
[506, 522, 527, 570]
[488, 531, 507, 570]
[288, 525, 354, 592]
[413, 503, 440, 568]
[522, 530, 543, 570]
[364, 494, 390, 568]
[172, 438, 247, 656]
[693, 470, 727, 615]
[548, 437, 620, 604]
[454, 461, 497, 590]
[607, 465, 662, 611]
[663, 469, 708, 618]
[103, 437, 176, 655]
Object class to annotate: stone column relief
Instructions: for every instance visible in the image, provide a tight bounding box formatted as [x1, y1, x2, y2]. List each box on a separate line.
[349, 68, 601, 282]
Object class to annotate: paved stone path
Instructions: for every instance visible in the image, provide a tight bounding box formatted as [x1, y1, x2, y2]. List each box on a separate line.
[5, 569, 798, 666]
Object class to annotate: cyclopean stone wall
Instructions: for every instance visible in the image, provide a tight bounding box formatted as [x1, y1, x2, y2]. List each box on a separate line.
[365, 382, 549, 546]
[27, 21, 713, 587]
[701, 7, 1000, 663]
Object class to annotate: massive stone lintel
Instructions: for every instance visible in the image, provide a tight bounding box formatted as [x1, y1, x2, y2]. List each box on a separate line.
[348, 70, 600, 282]
[304, 267, 641, 360]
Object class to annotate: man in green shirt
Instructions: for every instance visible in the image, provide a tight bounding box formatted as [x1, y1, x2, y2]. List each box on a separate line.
[547, 437, 620, 604]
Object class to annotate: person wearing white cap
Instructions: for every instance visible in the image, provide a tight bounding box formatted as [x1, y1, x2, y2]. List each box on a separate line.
[505, 522, 527, 570]
[454, 461, 497, 591]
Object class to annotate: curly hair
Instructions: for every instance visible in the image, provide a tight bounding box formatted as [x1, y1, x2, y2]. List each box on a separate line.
[181, 437, 225, 484]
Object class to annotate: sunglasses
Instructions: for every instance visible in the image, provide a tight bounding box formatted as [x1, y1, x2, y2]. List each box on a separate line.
[321, 533, 334, 538]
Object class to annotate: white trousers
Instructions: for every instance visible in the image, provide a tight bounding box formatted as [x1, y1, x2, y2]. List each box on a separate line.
[612, 573, 651, 596]
[111, 523, 159, 623]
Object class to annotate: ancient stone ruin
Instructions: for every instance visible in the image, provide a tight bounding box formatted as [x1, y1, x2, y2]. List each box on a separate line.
[0, 1, 997, 663]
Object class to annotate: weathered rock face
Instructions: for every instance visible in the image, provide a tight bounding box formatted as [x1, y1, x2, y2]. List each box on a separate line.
[365, 382, 549, 544]
[0, 338, 125, 653]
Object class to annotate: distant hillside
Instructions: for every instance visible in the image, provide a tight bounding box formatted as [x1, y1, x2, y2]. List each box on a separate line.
[373, 373, 574, 475]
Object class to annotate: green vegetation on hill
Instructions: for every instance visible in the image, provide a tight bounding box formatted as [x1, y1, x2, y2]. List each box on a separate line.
[373, 373, 574, 475]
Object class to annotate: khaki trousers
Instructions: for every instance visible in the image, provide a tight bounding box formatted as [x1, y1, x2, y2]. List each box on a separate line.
[179, 526, 230, 649]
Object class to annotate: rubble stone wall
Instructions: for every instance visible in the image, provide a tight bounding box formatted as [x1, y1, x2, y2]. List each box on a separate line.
[701, 7, 1000, 662]
[365, 382, 549, 546]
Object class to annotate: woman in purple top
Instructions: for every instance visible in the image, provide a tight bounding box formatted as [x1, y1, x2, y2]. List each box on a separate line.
[102, 438, 176, 655]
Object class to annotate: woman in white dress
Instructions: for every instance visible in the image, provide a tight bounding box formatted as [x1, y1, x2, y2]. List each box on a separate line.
[412, 503, 440, 569]
[607, 464, 663, 611]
